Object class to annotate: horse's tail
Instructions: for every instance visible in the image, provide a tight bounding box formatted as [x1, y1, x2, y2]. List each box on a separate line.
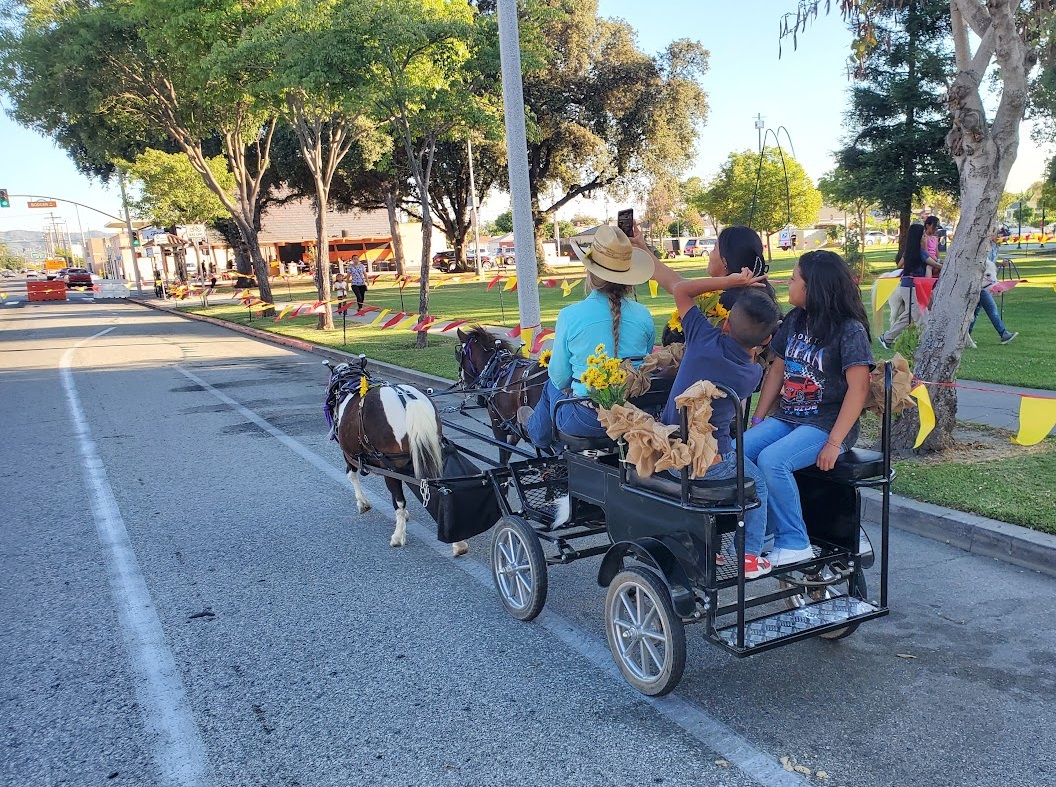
[404, 392, 442, 480]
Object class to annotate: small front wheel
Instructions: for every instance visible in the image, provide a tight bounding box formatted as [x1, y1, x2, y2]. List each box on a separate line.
[491, 516, 547, 621]
[605, 567, 686, 696]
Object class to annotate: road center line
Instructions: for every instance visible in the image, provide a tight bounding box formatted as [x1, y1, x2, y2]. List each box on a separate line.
[62, 331, 213, 787]
[179, 365, 808, 787]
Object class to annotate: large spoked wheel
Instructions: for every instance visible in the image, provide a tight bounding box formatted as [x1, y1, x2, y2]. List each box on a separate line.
[605, 567, 686, 696]
[491, 516, 547, 621]
[780, 570, 868, 640]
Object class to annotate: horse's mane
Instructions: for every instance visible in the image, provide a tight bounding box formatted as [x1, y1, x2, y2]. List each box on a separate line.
[464, 324, 520, 355]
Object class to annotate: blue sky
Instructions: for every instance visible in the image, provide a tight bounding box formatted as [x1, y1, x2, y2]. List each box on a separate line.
[1, 0, 1050, 233]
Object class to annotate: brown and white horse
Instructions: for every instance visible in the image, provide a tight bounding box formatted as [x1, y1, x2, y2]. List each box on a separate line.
[326, 360, 468, 556]
[455, 326, 547, 464]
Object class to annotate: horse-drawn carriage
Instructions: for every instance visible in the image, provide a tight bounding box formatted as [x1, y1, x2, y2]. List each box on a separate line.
[325, 336, 893, 697]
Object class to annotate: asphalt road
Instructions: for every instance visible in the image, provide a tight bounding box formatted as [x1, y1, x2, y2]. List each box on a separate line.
[2, 299, 1055, 787]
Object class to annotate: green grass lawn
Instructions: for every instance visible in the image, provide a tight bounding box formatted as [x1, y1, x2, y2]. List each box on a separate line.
[893, 440, 1056, 534]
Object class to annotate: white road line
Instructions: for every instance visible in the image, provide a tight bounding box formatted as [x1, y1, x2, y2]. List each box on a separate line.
[62, 331, 213, 787]
[178, 365, 809, 787]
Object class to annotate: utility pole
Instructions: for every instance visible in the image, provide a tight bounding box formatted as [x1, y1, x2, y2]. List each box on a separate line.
[467, 137, 483, 278]
[497, 0, 541, 335]
[118, 171, 144, 294]
[755, 113, 765, 153]
[74, 203, 88, 267]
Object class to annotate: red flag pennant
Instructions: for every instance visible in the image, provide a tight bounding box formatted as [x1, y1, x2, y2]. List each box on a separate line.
[337, 302, 355, 314]
[441, 319, 470, 333]
[989, 278, 1026, 294]
[368, 275, 383, 285]
[486, 274, 503, 292]
[508, 324, 522, 338]
[92, 285, 100, 292]
[381, 311, 409, 329]
[531, 328, 555, 354]
[541, 279, 557, 288]
[410, 316, 438, 332]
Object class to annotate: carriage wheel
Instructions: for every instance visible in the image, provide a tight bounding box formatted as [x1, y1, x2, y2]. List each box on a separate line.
[490, 516, 547, 621]
[780, 570, 867, 640]
[605, 568, 686, 696]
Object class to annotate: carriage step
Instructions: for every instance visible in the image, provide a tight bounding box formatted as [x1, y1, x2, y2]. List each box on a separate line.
[714, 596, 883, 653]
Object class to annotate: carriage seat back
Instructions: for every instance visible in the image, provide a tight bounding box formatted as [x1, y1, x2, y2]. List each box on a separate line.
[626, 466, 757, 507]
[556, 429, 617, 453]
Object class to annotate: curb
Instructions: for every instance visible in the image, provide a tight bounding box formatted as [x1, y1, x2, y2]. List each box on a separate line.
[135, 298, 1056, 579]
[862, 489, 1056, 579]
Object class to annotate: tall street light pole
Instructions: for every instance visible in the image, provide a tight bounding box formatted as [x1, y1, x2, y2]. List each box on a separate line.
[497, 0, 541, 337]
[118, 171, 145, 295]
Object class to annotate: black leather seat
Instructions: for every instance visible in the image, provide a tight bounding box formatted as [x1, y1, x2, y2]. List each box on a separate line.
[798, 448, 884, 482]
[556, 430, 617, 452]
[627, 466, 757, 506]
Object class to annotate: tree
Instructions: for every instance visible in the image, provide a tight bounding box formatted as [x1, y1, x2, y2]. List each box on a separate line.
[1, 0, 281, 310]
[231, 0, 389, 330]
[122, 149, 233, 228]
[784, 0, 1051, 451]
[701, 148, 822, 260]
[830, 0, 958, 256]
[359, 0, 478, 348]
[488, 210, 514, 236]
[916, 186, 960, 225]
[819, 166, 874, 277]
[502, 0, 709, 258]
[427, 138, 506, 267]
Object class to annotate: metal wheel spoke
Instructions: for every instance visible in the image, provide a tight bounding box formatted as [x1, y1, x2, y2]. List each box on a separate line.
[515, 571, 532, 598]
[640, 628, 668, 645]
[640, 604, 660, 631]
[637, 640, 650, 675]
[642, 637, 665, 673]
[619, 592, 637, 624]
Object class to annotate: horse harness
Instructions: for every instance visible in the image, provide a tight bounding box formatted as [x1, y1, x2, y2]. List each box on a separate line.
[457, 337, 546, 408]
[325, 362, 414, 472]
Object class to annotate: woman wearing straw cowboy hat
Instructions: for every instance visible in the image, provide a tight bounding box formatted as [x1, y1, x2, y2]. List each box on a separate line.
[518, 224, 656, 453]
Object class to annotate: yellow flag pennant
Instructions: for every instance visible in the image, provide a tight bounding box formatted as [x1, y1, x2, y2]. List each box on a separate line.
[648, 279, 659, 298]
[521, 327, 534, 355]
[873, 277, 901, 313]
[1012, 396, 1056, 446]
[369, 308, 392, 326]
[561, 279, 574, 297]
[503, 276, 518, 292]
[395, 313, 418, 330]
[909, 384, 935, 449]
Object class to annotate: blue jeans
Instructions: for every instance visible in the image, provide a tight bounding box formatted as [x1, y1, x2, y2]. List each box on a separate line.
[527, 380, 606, 452]
[703, 451, 769, 557]
[743, 418, 843, 551]
[969, 288, 1008, 337]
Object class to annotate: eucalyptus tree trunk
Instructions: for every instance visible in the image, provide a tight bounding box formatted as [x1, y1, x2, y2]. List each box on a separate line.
[314, 190, 335, 330]
[893, 0, 1036, 451]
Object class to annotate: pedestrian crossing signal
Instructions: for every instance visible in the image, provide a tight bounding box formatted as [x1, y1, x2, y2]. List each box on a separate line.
[0, 189, 10, 208]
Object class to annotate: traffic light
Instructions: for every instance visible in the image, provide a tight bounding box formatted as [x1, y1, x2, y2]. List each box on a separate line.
[0, 189, 9, 208]
[131, 231, 141, 248]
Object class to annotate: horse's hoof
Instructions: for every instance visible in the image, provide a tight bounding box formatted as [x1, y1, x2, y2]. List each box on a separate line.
[452, 541, 469, 557]
[390, 535, 406, 547]
[357, 501, 372, 514]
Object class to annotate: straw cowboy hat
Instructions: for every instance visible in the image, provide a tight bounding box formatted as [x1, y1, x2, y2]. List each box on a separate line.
[575, 225, 653, 286]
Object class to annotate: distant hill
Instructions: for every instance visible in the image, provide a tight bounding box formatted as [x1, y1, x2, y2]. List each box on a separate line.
[0, 229, 114, 259]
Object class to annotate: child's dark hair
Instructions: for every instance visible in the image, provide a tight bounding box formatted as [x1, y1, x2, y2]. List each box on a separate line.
[924, 215, 940, 230]
[727, 290, 782, 349]
[904, 224, 926, 268]
[797, 250, 871, 345]
[717, 226, 776, 306]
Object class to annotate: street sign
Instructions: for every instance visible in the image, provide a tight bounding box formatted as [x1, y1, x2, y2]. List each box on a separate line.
[179, 224, 208, 241]
[28, 200, 58, 208]
[140, 227, 164, 241]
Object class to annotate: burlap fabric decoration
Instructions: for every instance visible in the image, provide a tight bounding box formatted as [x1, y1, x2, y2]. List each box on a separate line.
[866, 353, 915, 416]
[596, 379, 724, 478]
[638, 342, 685, 379]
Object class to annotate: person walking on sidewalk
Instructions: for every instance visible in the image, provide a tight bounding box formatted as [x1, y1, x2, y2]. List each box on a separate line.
[879, 223, 942, 350]
[153, 269, 164, 298]
[966, 234, 1018, 348]
[348, 256, 368, 311]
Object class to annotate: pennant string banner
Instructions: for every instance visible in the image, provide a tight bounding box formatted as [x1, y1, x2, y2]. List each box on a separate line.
[1012, 397, 1056, 446]
[909, 384, 935, 448]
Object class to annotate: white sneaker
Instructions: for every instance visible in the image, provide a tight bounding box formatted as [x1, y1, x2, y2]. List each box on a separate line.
[767, 545, 815, 567]
[965, 335, 977, 349]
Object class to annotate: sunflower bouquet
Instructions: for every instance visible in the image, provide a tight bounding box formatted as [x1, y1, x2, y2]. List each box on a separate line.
[582, 344, 629, 409]
[665, 291, 731, 340]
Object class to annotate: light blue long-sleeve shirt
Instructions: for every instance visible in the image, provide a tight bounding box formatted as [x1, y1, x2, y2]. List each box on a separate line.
[548, 289, 656, 396]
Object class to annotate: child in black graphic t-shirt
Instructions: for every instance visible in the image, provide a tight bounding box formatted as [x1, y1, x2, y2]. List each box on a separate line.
[743, 251, 873, 570]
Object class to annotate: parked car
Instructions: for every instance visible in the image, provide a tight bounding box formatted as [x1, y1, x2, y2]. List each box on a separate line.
[431, 250, 481, 274]
[0, 269, 14, 278]
[683, 238, 715, 257]
[864, 231, 889, 245]
[60, 268, 93, 289]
